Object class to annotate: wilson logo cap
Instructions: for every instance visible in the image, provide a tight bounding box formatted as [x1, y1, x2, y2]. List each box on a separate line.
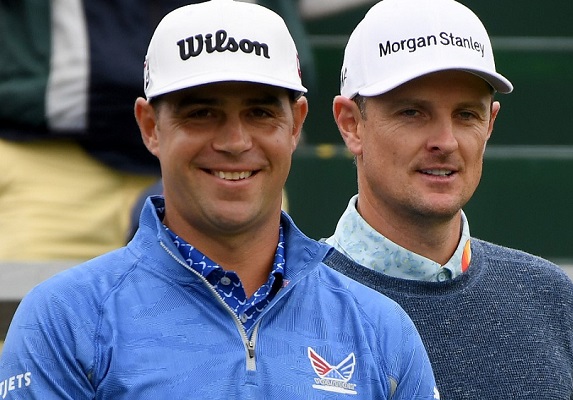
[144, 0, 306, 99]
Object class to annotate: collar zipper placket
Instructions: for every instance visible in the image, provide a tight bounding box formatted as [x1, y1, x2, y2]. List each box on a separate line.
[160, 241, 260, 371]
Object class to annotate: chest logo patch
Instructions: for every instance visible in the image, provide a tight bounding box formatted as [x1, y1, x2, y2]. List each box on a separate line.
[307, 347, 357, 395]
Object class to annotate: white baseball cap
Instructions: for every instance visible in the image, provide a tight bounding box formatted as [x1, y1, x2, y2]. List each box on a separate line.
[144, 0, 306, 99]
[340, 0, 513, 98]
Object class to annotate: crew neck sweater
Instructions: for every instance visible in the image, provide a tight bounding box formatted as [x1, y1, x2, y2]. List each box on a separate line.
[325, 238, 573, 399]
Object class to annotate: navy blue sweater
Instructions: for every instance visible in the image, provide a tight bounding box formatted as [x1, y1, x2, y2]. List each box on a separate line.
[325, 239, 573, 399]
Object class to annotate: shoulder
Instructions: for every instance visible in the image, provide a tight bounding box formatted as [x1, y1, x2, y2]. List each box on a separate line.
[315, 258, 425, 343]
[315, 255, 411, 327]
[18, 247, 138, 318]
[472, 239, 573, 303]
[472, 238, 570, 280]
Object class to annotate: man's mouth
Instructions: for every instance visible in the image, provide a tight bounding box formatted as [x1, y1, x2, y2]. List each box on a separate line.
[211, 170, 254, 181]
[421, 169, 454, 177]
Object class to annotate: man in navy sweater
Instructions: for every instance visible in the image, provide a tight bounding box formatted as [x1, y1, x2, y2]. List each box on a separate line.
[325, 0, 573, 398]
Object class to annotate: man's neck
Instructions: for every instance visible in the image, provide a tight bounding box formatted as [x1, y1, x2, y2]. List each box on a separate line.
[357, 200, 462, 266]
[165, 219, 280, 298]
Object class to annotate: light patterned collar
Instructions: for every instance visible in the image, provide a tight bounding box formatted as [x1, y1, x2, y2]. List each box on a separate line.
[325, 195, 471, 282]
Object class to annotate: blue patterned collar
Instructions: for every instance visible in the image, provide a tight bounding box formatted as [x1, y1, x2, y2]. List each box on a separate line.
[325, 195, 471, 282]
[164, 223, 285, 330]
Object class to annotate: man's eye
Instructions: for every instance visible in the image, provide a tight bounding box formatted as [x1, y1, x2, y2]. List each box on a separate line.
[187, 109, 211, 118]
[250, 108, 273, 118]
[401, 109, 419, 117]
[458, 111, 476, 120]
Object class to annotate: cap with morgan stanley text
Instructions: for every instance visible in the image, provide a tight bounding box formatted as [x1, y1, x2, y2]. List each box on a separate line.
[143, 0, 307, 100]
[340, 0, 513, 98]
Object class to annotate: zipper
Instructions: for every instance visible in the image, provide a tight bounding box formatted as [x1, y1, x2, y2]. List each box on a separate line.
[160, 241, 260, 370]
[247, 340, 255, 358]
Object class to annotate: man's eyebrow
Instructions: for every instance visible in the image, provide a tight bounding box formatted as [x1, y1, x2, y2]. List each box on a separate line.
[173, 96, 219, 112]
[383, 98, 432, 109]
[386, 97, 489, 113]
[456, 101, 489, 114]
[243, 94, 283, 107]
[173, 94, 283, 111]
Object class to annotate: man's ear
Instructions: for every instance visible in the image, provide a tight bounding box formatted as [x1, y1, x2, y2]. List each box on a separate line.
[134, 97, 160, 158]
[333, 95, 363, 156]
[291, 95, 309, 151]
[487, 101, 501, 141]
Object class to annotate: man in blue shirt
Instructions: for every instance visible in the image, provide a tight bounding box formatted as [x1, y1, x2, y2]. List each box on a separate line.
[0, 1, 438, 398]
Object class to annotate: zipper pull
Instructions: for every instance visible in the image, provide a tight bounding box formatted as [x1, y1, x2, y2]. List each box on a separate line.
[247, 340, 255, 358]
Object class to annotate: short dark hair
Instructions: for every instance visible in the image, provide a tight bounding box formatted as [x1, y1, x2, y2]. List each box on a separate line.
[353, 95, 367, 119]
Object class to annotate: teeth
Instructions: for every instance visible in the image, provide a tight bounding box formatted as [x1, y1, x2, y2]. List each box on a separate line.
[214, 171, 253, 180]
[423, 169, 452, 176]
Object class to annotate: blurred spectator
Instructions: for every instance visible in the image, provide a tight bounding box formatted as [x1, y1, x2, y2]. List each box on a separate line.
[0, 1, 198, 261]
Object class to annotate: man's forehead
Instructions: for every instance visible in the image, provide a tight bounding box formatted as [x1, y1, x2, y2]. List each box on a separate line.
[382, 70, 494, 97]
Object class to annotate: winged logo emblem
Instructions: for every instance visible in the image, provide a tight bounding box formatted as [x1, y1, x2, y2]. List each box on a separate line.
[307, 347, 357, 394]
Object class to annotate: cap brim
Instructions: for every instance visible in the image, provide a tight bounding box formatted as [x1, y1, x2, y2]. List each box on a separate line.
[147, 71, 307, 100]
[358, 66, 513, 97]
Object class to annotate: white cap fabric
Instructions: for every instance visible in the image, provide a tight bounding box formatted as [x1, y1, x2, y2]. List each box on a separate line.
[340, 0, 513, 98]
[144, 0, 306, 99]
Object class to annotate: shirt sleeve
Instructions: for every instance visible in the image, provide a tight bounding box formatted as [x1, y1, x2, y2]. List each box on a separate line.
[0, 284, 97, 399]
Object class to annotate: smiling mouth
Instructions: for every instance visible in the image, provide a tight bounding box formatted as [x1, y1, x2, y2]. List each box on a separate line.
[211, 170, 254, 181]
[421, 169, 454, 177]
